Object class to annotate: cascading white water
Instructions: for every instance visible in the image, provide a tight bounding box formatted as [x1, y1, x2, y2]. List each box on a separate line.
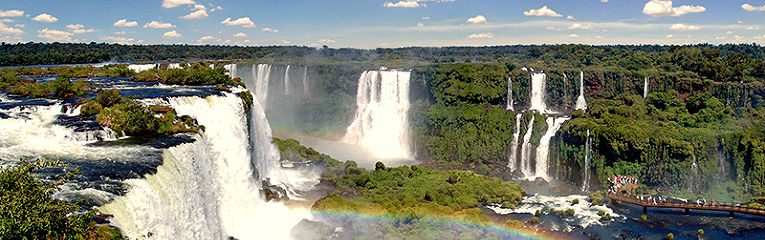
[252, 64, 272, 109]
[343, 69, 412, 161]
[224, 64, 238, 79]
[581, 129, 592, 192]
[167, 63, 181, 70]
[534, 117, 569, 181]
[643, 77, 649, 99]
[489, 194, 621, 231]
[506, 77, 514, 111]
[284, 65, 291, 95]
[520, 115, 535, 177]
[507, 113, 523, 171]
[101, 94, 311, 240]
[128, 64, 157, 73]
[575, 71, 588, 111]
[529, 72, 551, 113]
[302, 66, 308, 97]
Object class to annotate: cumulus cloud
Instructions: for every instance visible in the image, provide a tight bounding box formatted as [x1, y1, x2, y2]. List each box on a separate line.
[162, 30, 182, 39]
[262, 27, 279, 33]
[384, 1, 423, 8]
[197, 35, 216, 44]
[221, 17, 256, 27]
[523, 6, 562, 17]
[0, 10, 24, 18]
[567, 15, 575, 20]
[233, 32, 247, 38]
[0, 22, 23, 35]
[467, 32, 493, 39]
[181, 9, 208, 20]
[466, 15, 487, 24]
[101, 36, 134, 44]
[417, 22, 425, 27]
[144, 21, 176, 29]
[568, 23, 593, 30]
[319, 39, 336, 44]
[666, 34, 673, 38]
[163, 0, 195, 8]
[66, 24, 95, 34]
[114, 19, 138, 27]
[742, 4, 765, 12]
[643, 0, 705, 17]
[545, 26, 562, 31]
[568, 34, 579, 38]
[38, 28, 73, 42]
[32, 13, 58, 23]
[0, 19, 14, 23]
[669, 23, 700, 31]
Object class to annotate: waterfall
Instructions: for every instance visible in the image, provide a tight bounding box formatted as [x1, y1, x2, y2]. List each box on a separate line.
[520, 115, 535, 177]
[643, 77, 649, 99]
[284, 65, 291, 95]
[101, 94, 311, 240]
[508, 113, 523, 171]
[128, 64, 157, 73]
[534, 117, 569, 181]
[506, 77, 514, 111]
[252, 64, 272, 109]
[575, 71, 588, 111]
[343, 69, 412, 160]
[224, 64, 238, 79]
[581, 129, 591, 192]
[302, 66, 309, 97]
[529, 72, 550, 113]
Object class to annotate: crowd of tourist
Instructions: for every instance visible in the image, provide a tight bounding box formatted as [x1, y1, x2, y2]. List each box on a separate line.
[607, 175, 638, 194]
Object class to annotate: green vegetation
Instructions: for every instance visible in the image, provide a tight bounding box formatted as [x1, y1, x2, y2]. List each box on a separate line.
[7, 77, 89, 99]
[272, 138, 337, 166]
[89, 90, 200, 136]
[237, 91, 253, 113]
[0, 160, 123, 239]
[134, 63, 239, 86]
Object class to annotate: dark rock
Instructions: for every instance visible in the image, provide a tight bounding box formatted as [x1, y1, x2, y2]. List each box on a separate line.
[93, 214, 113, 224]
[261, 178, 289, 202]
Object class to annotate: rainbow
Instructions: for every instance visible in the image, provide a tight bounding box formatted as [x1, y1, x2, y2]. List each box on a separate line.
[310, 210, 561, 240]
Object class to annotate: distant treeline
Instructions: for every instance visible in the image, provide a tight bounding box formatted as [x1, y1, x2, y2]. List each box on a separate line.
[2, 42, 764, 83]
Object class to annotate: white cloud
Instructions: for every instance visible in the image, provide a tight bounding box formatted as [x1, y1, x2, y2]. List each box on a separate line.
[32, 13, 58, 23]
[467, 32, 493, 39]
[114, 31, 127, 35]
[568, 34, 579, 38]
[319, 39, 336, 44]
[417, 22, 425, 27]
[601, 0, 609, 2]
[523, 6, 562, 17]
[545, 26, 562, 31]
[422, 16, 430, 20]
[666, 34, 674, 38]
[197, 35, 216, 44]
[281, 39, 291, 44]
[262, 27, 279, 33]
[742, 4, 765, 12]
[38, 28, 73, 42]
[568, 23, 593, 30]
[114, 19, 138, 27]
[1, 19, 14, 23]
[669, 23, 701, 31]
[384, 1, 422, 8]
[734, 35, 744, 41]
[567, 15, 575, 20]
[643, 0, 705, 17]
[162, 0, 195, 8]
[101, 36, 134, 44]
[193, 4, 206, 10]
[0, 22, 23, 35]
[144, 21, 176, 29]
[162, 30, 182, 39]
[747, 25, 761, 30]
[233, 32, 247, 38]
[66, 24, 95, 34]
[0, 10, 24, 18]
[181, 9, 208, 20]
[221, 17, 256, 28]
[467, 15, 487, 24]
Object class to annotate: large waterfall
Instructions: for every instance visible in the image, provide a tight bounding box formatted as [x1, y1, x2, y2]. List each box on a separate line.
[581, 129, 592, 192]
[519, 115, 535, 177]
[343, 70, 412, 161]
[534, 117, 569, 181]
[224, 64, 238, 78]
[507, 113, 522, 170]
[643, 77, 649, 99]
[529, 72, 551, 113]
[302, 66, 309, 97]
[575, 71, 587, 111]
[252, 64, 273, 108]
[506, 77, 514, 111]
[284, 65, 291, 95]
[101, 94, 311, 240]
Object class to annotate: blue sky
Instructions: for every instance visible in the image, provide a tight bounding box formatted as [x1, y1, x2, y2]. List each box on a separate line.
[0, 0, 763, 48]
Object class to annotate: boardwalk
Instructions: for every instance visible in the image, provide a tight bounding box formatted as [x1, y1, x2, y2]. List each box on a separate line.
[609, 194, 765, 217]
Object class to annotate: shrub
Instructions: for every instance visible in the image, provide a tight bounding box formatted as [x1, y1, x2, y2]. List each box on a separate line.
[641, 214, 647, 221]
[80, 100, 103, 116]
[375, 162, 386, 171]
[667, 233, 674, 240]
[564, 208, 576, 217]
[95, 89, 123, 107]
[97, 100, 159, 136]
[572, 198, 580, 205]
[529, 217, 540, 225]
